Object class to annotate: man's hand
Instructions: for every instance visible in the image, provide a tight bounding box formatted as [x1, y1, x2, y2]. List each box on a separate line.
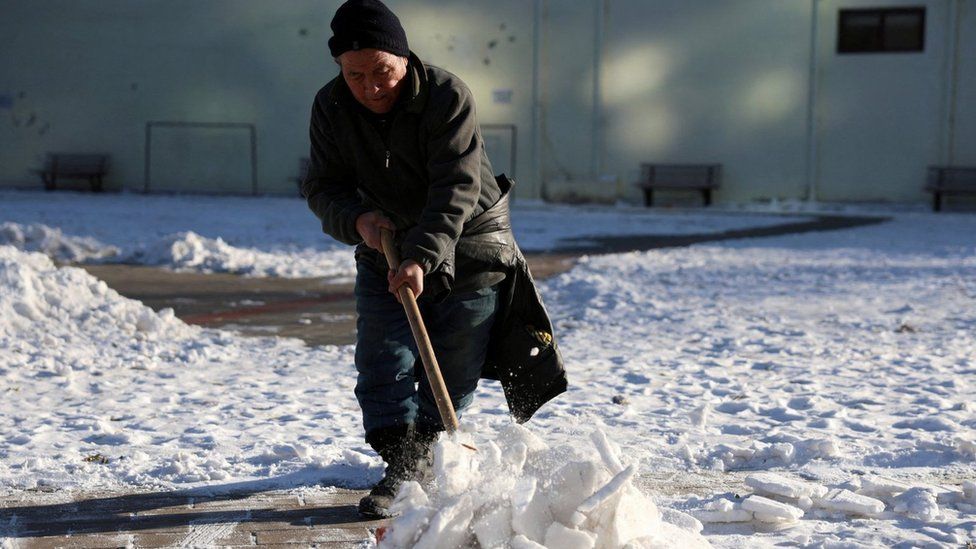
[387, 259, 424, 301]
[355, 210, 396, 252]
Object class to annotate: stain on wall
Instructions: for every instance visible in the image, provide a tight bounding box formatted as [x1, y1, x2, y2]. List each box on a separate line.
[6, 92, 52, 137]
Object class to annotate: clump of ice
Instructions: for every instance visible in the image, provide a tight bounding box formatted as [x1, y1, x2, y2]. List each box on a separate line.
[380, 425, 710, 548]
[0, 222, 119, 263]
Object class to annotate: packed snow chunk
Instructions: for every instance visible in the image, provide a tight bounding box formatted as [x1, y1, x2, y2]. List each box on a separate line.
[511, 535, 546, 549]
[590, 429, 625, 474]
[741, 495, 804, 523]
[545, 522, 596, 549]
[708, 439, 814, 470]
[693, 499, 753, 523]
[660, 507, 704, 534]
[498, 422, 550, 455]
[689, 404, 711, 429]
[590, 481, 660, 548]
[891, 416, 959, 432]
[892, 487, 941, 522]
[746, 472, 828, 499]
[857, 474, 911, 500]
[432, 434, 479, 497]
[548, 459, 609, 525]
[963, 481, 976, 504]
[383, 481, 434, 548]
[813, 488, 885, 516]
[413, 495, 475, 549]
[573, 464, 638, 522]
[472, 504, 512, 549]
[380, 427, 706, 548]
[956, 437, 976, 458]
[628, 522, 711, 549]
[511, 477, 553, 543]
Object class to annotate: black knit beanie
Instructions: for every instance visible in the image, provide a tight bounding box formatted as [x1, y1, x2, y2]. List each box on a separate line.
[328, 0, 409, 59]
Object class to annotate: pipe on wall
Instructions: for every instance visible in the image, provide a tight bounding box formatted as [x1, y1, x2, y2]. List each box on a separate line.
[531, 0, 545, 200]
[591, 0, 607, 180]
[941, 0, 961, 165]
[804, 0, 821, 203]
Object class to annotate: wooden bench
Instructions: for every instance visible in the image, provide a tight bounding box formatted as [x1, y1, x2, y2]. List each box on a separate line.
[290, 157, 310, 196]
[926, 166, 976, 212]
[634, 163, 721, 207]
[34, 153, 109, 192]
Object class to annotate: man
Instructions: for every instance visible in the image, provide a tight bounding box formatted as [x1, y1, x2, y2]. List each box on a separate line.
[302, 0, 566, 518]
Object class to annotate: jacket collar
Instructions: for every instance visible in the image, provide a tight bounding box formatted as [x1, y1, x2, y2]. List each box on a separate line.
[330, 51, 428, 114]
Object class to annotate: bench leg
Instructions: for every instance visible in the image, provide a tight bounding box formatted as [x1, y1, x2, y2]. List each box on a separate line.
[933, 192, 941, 212]
[703, 189, 712, 207]
[643, 189, 654, 207]
[90, 176, 104, 193]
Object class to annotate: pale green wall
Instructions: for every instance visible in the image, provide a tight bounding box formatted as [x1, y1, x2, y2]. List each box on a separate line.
[1, 0, 972, 204]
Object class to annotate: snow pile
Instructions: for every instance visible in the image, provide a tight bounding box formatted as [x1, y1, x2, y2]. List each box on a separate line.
[0, 245, 185, 342]
[0, 244, 364, 490]
[0, 222, 119, 263]
[128, 230, 352, 279]
[380, 426, 710, 549]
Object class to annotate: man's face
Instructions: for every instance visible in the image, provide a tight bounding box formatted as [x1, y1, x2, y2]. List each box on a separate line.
[338, 49, 408, 114]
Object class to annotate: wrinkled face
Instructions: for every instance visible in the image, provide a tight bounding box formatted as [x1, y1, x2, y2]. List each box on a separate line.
[337, 49, 409, 114]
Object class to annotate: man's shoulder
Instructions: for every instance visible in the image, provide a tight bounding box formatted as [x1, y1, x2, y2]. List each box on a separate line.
[422, 63, 474, 103]
[313, 75, 344, 108]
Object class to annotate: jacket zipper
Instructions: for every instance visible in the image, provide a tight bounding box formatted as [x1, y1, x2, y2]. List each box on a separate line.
[385, 150, 390, 168]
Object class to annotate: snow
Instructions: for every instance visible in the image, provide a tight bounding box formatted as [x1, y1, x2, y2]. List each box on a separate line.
[740, 495, 804, 523]
[812, 489, 885, 517]
[0, 190, 804, 278]
[379, 426, 709, 548]
[2, 190, 976, 547]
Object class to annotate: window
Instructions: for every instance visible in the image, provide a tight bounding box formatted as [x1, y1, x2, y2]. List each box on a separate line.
[837, 7, 925, 53]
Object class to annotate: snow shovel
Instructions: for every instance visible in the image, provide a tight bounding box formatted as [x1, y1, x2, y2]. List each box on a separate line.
[379, 228, 460, 433]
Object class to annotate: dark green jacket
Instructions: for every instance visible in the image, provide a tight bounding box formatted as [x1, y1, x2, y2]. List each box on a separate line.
[303, 52, 502, 296]
[302, 53, 566, 422]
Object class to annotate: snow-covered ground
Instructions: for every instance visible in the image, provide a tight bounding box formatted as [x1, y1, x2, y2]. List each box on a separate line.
[0, 191, 802, 279]
[1, 190, 975, 547]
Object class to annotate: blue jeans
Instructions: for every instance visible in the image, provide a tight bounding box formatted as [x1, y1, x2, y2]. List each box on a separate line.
[354, 258, 499, 436]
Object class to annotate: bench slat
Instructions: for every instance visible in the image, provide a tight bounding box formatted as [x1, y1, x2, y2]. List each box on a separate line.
[634, 163, 721, 207]
[36, 153, 109, 192]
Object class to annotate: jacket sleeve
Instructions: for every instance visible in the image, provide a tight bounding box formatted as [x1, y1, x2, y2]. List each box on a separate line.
[302, 90, 370, 246]
[400, 83, 482, 275]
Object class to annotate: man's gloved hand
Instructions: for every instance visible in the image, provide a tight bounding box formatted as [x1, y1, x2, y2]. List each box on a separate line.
[355, 210, 396, 252]
[388, 259, 424, 301]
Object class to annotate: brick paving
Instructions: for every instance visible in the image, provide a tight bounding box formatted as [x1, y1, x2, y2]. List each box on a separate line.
[0, 487, 381, 548]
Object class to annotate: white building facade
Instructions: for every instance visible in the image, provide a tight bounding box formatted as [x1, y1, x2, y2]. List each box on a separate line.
[1, 0, 973, 205]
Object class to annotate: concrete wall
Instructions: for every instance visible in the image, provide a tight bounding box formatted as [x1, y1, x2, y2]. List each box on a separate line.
[0, 0, 537, 195]
[1, 0, 972, 205]
[598, 1, 812, 204]
[814, 0, 950, 202]
[954, 0, 976, 165]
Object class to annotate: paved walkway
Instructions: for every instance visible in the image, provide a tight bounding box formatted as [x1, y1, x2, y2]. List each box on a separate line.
[4, 213, 888, 547]
[80, 214, 885, 347]
[0, 487, 378, 548]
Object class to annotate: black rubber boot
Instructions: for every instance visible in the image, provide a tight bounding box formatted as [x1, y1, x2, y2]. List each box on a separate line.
[358, 425, 437, 519]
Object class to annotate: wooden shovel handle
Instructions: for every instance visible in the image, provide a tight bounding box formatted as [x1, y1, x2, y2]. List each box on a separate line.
[380, 228, 460, 433]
